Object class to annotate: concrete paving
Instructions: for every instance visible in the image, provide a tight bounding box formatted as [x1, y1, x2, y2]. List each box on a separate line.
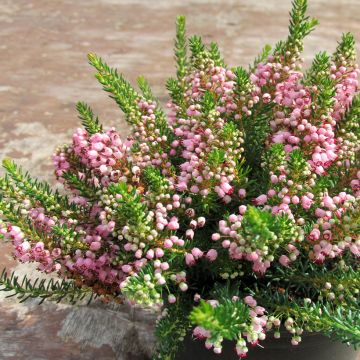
[0, 0, 359, 359]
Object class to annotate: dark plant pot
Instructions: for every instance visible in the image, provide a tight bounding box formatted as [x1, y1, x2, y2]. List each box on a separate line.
[176, 333, 359, 360]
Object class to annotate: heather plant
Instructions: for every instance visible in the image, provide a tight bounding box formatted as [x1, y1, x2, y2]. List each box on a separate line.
[0, 0, 359, 359]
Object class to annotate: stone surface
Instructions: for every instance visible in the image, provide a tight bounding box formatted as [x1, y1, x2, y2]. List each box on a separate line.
[0, 0, 359, 359]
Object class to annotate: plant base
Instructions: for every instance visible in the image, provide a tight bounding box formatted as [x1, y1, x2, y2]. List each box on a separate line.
[176, 333, 359, 360]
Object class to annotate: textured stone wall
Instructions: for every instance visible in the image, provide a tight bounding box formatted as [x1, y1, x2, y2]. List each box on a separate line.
[0, 0, 359, 359]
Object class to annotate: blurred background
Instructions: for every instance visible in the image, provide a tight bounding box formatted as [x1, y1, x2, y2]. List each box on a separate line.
[0, 0, 359, 359]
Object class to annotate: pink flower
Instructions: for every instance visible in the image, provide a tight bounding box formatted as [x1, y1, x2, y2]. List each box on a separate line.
[301, 195, 313, 209]
[239, 205, 247, 215]
[160, 262, 169, 271]
[186, 229, 194, 239]
[229, 214, 238, 222]
[211, 233, 221, 241]
[244, 296, 257, 307]
[164, 239, 173, 248]
[51, 248, 61, 257]
[121, 265, 132, 273]
[191, 247, 204, 259]
[270, 175, 278, 183]
[247, 252, 259, 261]
[315, 208, 326, 218]
[90, 242, 101, 251]
[253, 194, 267, 205]
[185, 253, 196, 266]
[350, 244, 359, 256]
[291, 195, 300, 204]
[308, 228, 321, 241]
[155, 248, 165, 258]
[206, 249, 218, 262]
[323, 195, 334, 209]
[220, 182, 233, 195]
[146, 249, 154, 259]
[279, 255, 290, 267]
[268, 189, 276, 197]
[193, 326, 210, 339]
[167, 217, 179, 230]
[323, 230, 332, 241]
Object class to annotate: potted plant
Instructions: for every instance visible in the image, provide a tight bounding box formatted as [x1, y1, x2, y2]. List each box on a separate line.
[0, 0, 359, 359]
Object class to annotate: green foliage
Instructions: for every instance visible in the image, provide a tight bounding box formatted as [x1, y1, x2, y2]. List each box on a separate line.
[52, 223, 88, 252]
[274, 0, 318, 57]
[120, 265, 163, 307]
[137, 76, 171, 139]
[89, 53, 170, 139]
[154, 303, 191, 360]
[311, 171, 338, 193]
[287, 148, 307, 172]
[243, 104, 274, 158]
[287, 0, 318, 51]
[0, 269, 94, 305]
[166, 77, 185, 108]
[304, 51, 330, 83]
[288, 0, 318, 37]
[88, 53, 141, 124]
[241, 103, 275, 192]
[76, 101, 102, 135]
[208, 42, 225, 67]
[342, 93, 360, 133]
[142, 166, 170, 195]
[90, 56, 171, 139]
[233, 66, 251, 96]
[107, 182, 151, 233]
[1, 159, 80, 215]
[286, 149, 311, 183]
[304, 52, 335, 118]
[61, 171, 97, 200]
[207, 149, 226, 168]
[190, 299, 250, 342]
[286, 301, 360, 348]
[189, 35, 208, 69]
[201, 90, 216, 114]
[210, 281, 241, 301]
[240, 206, 299, 249]
[252, 285, 360, 348]
[221, 122, 239, 141]
[333, 32, 356, 64]
[315, 305, 360, 348]
[264, 143, 286, 173]
[137, 75, 155, 100]
[174, 16, 187, 81]
[189, 37, 226, 69]
[273, 40, 286, 56]
[336, 93, 360, 153]
[189, 35, 205, 60]
[253, 44, 272, 69]
[192, 189, 221, 216]
[266, 257, 359, 304]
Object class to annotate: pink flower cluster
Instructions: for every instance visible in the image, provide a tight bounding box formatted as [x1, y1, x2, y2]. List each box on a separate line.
[5, 47, 359, 303]
[0, 15, 358, 359]
[168, 65, 244, 202]
[212, 206, 276, 273]
[309, 191, 359, 261]
[132, 100, 172, 173]
[1, 225, 61, 273]
[54, 127, 130, 188]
